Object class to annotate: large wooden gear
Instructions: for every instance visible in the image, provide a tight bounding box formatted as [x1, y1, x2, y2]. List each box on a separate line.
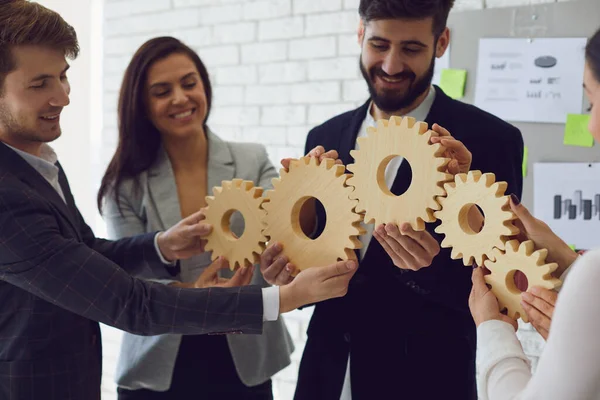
[262, 156, 364, 275]
[434, 171, 519, 266]
[484, 240, 562, 321]
[203, 179, 267, 270]
[347, 116, 453, 231]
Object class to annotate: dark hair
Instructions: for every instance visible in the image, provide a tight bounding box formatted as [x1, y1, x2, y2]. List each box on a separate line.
[97, 36, 212, 213]
[0, 0, 79, 92]
[358, 0, 455, 37]
[587, 27, 600, 82]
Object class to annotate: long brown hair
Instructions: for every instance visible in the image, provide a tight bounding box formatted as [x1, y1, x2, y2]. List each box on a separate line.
[587, 28, 600, 82]
[97, 37, 212, 214]
[0, 0, 79, 92]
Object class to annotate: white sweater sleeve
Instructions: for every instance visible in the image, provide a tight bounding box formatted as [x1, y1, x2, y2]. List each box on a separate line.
[477, 249, 600, 400]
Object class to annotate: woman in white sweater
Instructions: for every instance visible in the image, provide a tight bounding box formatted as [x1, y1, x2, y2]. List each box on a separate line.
[469, 27, 600, 400]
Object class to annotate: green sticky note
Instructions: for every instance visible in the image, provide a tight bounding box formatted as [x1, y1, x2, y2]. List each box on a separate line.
[569, 244, 576, 251]
[440, 69, 467, 100]
[522, 146, 528, 177]
[564, 114, 594, 147]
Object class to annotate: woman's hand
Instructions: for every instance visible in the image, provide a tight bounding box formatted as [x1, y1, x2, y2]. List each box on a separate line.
[469, 266, 518, 330]
[509, 196, 578, 278]
[521, 287, 558, 340]
[173, 257, 254, 289]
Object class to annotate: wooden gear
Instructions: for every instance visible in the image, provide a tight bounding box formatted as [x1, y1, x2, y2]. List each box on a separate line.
[262, 156, 364, 275]
[434, 171, 519, 266]
[346, 116, 453, 231]
[203, 179, 267, 270]
[484, 240, 562, 321]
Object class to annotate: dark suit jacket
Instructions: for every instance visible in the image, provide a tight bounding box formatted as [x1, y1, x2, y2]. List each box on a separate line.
[295, 86, 524, 400]
[0, 143, 264, 400]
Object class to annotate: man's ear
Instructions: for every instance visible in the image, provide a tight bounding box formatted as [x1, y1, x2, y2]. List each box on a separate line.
[358, 20, 365, 46]
[436, 27, 450, 58]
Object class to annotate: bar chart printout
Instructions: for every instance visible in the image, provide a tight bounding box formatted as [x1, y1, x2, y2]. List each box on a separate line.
[534, 163, 600, 250]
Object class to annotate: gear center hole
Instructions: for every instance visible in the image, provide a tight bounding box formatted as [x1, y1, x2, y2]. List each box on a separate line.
[458, 204, 485, 235]
[221, 210, 245, 240]
[379, 156, 412, 196]
[292, 197, 325, 240]
[511, 270, 529, 293]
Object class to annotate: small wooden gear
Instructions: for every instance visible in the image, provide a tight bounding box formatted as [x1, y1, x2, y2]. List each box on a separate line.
[346, 116, 453, 231]
[434, 171, 519, 266]
[484, 240, 562, 321]
[203, 179, 268, 270]
[262, 156, 364, 275]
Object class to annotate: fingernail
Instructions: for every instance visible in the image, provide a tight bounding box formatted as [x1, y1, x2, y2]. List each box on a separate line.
[510, 194, 520, 205]
[285, 264, 292, 273]
[521, 292, 533, 302]
[240, 267, 247, 275]
[346, 261, 357, 270]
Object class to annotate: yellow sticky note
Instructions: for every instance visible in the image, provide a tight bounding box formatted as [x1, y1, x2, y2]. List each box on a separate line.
[564, 114, 594, 147]
[440, 69, 467, 100]
[522, 146, 528, 177]
[569, 244, 576, 251]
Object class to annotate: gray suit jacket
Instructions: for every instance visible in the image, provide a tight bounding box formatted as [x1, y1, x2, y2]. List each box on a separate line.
[103, 130, 294, 390]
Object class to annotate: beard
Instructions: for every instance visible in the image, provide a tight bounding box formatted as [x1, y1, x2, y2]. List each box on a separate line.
[0, 101, 61, 143]
[360, 53, 436, 113]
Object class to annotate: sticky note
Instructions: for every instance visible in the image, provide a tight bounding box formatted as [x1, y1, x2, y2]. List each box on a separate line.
[522, 146, 528, 177]
[569, 244, 576, 251]
[440, 69, 467, 100]
[564, 114, 594, 147]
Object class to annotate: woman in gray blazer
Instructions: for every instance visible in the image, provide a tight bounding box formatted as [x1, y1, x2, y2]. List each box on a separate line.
[97, 37, 294, 400]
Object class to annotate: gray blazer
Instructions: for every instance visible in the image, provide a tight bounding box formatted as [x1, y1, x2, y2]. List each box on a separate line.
[103, 130, 294, 391]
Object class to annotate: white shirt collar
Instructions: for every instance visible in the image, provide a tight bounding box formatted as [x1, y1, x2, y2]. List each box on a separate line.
[4, 143, 60, 183]
[364, 85, 437, 127]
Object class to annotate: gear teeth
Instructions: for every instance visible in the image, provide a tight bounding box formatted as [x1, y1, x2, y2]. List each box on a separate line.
[365, 127, 377, 136]
[261, 151, 363, 273]
[484, 240, 562, 321]
[346, 116, 452, 232]
[434, 169, 519, 266]
[203, 179, 269, 270]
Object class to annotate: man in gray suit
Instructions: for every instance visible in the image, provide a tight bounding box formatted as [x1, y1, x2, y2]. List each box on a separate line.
[0, 2, 358, 399]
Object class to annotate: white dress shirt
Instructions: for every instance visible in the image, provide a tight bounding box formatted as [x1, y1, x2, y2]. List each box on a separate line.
[6, 143, 280, 322]
[477, 249, 600, 400]
[340, 87, 437, 399]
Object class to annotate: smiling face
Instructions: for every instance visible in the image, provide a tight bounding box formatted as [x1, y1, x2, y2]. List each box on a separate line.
[0, 45, 70, 153]
[145, 53, 208, 141]
[358, 17, 449, 114]
[584, 61, 600, 141]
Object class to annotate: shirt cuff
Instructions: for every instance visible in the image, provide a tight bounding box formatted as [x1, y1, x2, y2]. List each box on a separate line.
[154, 232, 176, 266]
[476, 320, 530, 396]
[261, 286, 280, 321]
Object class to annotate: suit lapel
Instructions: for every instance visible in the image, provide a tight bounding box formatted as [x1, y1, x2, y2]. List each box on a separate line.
[0, 143, 81, 237]
[206, 129, 235, 196]
[147, 130, 235, 230]
[339, 101, 370, 165]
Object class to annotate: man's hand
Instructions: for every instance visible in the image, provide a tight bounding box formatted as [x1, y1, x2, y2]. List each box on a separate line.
[373, 223, 440, 271]
[281, 146, 343, 172]
[260, 242, 296, 286]
[157, 210, 212, 262]
[429, 123, 472, 175]
[278, 260, 357, 313]
[469, 266, 518, 330]
[509, 195, 578, 277]
[521, 286, 558, 340]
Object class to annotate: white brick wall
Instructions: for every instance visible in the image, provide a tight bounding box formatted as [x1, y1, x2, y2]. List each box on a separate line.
[101, 0, 577, 398]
